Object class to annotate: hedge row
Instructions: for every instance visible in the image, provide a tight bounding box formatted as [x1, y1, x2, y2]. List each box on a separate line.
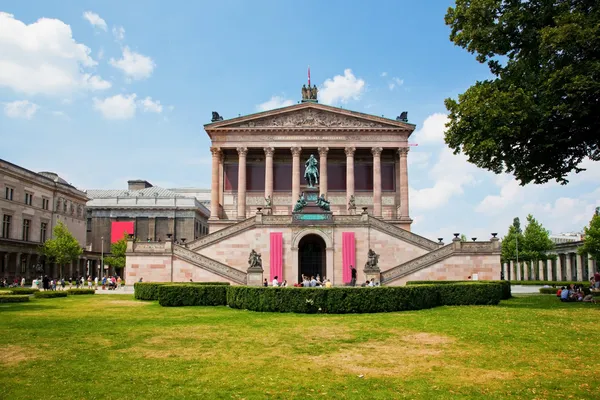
[539, 287, 597, 295]
[511, 280, 589, 286]
[34, 291, 68, 299]
[66, 289, 95, 295]
[134, 282, 230, 301]
[0, 288, 40, 295]
[406, 280, 511, 300]
[0, 295, 30, 303]
[158, 285, 227, 307]
[153, 282, 502, 313]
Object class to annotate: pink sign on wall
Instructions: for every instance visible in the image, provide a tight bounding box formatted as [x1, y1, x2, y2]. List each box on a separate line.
[270, 232, 283, 281]
[111, 221, 134, 243]
[342, 232, 356, 284]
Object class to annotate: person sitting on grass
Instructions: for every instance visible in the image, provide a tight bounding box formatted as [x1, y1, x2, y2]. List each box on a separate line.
[560, 286, 570, 302]
[556, 287, 563, 297]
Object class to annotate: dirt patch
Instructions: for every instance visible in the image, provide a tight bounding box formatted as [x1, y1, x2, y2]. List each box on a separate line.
[1, 345, 41, 366]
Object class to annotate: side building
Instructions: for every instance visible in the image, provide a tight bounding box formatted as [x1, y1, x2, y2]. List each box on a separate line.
[0, 159, 100, 281]
[86, 180, 210, 255]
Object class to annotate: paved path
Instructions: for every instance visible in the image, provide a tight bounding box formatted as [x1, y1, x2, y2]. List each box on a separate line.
[93, 286, 134, 295]
[511, 285, 543, 294]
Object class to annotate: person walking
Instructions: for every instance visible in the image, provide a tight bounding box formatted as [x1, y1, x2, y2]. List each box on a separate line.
[350, 265, 357, 287]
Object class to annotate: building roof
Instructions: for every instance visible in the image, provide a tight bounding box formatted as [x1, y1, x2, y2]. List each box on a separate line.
[87, 187, 186, 199]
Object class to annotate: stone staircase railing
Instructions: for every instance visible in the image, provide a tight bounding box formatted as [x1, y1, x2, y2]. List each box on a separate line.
[173, 245, 247, 285]
[367, 216, 439, 251]
[380, 244, 455, 284]
[186, 217, 257, 251]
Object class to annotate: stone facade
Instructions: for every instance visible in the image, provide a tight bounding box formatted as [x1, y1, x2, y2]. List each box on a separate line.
[126, 99, 502, 285]
[1, 159, 100, 281]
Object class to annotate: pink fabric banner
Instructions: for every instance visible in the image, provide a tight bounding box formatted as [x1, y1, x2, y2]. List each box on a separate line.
[342, 232, 356, 284]
[270, 232, 283, 281]
[111, 221, 134, 243]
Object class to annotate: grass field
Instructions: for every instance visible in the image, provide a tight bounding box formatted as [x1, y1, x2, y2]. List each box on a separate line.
[1, 294, 598, 399]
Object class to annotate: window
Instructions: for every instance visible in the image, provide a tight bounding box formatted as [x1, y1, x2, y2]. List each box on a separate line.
[40, 222, 48, 243]
[5, 187, 13, 200]
[24, 192, 33, 205]
[22, 219, 31, 241]
[42, 198, 49, 210]
[2, 215, 11, 238]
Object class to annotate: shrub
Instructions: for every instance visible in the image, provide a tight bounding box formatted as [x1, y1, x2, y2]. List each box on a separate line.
[0, 288, 39, 295]
[158, 285, 227, 307]
[437, 283, 503, 305]
[134, 282, 231, 301]
[511, 280, 588, 286]
[539, 287, 591, 295]
[34, 291, 68, 299]
[67, 289, 95, 295]
[0, 295, 30, 303]
[406, 280, 511, 300]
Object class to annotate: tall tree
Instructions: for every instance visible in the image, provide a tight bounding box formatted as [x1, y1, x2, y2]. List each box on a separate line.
[40, 221, 83, 277]
[104, 233, 127, 275]
[444, 0, 600, 185]
[522, 214, 554, 260]
[578, 207, 600, 264]
[502, 217, 524, 261]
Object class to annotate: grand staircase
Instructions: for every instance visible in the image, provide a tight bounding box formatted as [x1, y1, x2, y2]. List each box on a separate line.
[173, 245, 247, 285]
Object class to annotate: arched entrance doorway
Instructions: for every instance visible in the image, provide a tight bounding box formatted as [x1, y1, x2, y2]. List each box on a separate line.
[298, 234, 326, 282]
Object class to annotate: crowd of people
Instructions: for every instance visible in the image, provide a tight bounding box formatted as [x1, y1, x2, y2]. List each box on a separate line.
[260, 272, 380, 288]
[0, 275, 124, 291]
[554, 278, 599, 303]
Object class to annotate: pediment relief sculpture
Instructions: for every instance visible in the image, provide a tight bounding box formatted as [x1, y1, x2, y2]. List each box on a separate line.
[234, 109, 390, 129]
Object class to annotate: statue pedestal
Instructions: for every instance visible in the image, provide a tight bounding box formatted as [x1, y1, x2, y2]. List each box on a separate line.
[292, 187, 333, 224]
[363, 268, 381, 284]
[247, 267, 264, 286]
[263, 206, 272, 215]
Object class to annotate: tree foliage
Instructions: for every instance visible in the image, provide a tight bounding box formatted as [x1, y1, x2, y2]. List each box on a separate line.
[522, 214, 554, 260]
[40, 221, 83, 268]
[444, 0, 600, 185]
[104, 233, 127, 269]
[578, 207, 600, 261]
[502, 217, 524, 261]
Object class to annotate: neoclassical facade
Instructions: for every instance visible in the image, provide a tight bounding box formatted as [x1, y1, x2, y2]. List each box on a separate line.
[126, 98, 501, 285]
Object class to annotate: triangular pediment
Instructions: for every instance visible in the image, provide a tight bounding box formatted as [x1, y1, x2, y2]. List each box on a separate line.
[205, 103, 414, 131]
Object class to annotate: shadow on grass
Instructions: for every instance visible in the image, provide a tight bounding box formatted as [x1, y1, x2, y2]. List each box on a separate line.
[499, 295, 600, 310]
[0, 303, 59, 312]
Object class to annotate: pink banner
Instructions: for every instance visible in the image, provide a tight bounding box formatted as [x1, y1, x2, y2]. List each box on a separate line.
[270, 232, 283, 281]
[342, 232, 356, 283]
[111, 221, 134, 243]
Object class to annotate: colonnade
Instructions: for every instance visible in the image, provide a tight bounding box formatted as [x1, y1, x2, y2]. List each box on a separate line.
[503, 253, 597, 281]
[1, 252, 100, 281]
[210, 146, 410, 220]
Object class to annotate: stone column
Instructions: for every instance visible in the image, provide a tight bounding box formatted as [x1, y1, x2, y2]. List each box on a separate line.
[209, 147, 221, 220]
[508, 260, 514, 280]
[399, 147, 410, 218]
[510, 260, 517, 280]
[264, 147, 274, 201]
[291, 147, 302, 203]
[25, 254, 31, 279]
[219, 151, 224, 207]
[538, 260, 545, 281]
[556, 255, 563, 280]
[372, 147, 383, 217]
[523, 261, 530, 281]
[588, 254, 596, 280]
[236, 147, 248, 219]
[318, 147, 328, 197]
[15, 253, 21, 279]
[565, 253, 572, 281]
[345, 147, 355, 207]
[69, 261, 73, 278]
[3, 253, 9, 279]
[576, 253, 584, 281]
[546, 258, 553, 281]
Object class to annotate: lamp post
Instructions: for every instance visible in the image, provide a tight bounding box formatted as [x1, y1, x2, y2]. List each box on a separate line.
[101, 236, 104, 279]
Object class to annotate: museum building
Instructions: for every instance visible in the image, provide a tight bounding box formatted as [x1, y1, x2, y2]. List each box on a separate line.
[126, 85, 501, 285]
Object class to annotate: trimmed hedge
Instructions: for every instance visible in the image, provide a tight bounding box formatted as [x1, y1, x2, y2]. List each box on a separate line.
[34, 291, 68, 299]
[66, 289, 95, 295]
[511, 280, 588, 286]
[0, 295, 30, 303]
[407, 280, 511, 300]
[539, 287, 592, 295]
[0, 288, 39, 295]
[158, 285, 227, 307]
[134, 282, 231, 301]
[225, 283, 502, 314]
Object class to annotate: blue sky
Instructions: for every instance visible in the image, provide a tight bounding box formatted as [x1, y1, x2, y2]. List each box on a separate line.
[1, 1, 599, 241]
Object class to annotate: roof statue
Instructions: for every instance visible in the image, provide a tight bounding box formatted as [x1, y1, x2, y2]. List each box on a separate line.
[301, 66, 318, 102]
[211, 111, 224, 122]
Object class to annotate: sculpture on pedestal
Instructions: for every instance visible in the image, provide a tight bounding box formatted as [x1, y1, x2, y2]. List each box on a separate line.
[248, 249, 263, 270]
[348, 195, 356, 209]
[293, 192, 307, 212]
[304, 154, 319, 188]
[265, 195, 272, 208]
[364, 249, 380, 271]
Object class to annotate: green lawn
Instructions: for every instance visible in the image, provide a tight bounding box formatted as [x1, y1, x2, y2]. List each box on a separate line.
[1, 294, 598, 399]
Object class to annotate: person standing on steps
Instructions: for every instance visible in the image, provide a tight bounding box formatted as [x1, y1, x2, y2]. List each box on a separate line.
[350, 265, 357, 287]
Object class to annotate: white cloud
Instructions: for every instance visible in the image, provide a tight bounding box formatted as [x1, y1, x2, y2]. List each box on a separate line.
[109, 47, 155, 80]
[475, 175, 522, 215]
[256, 96, 294, 111]
[413, 113, 449, 144]
[97, 47, 104, 60]
[112, 26, 125, 41]
[93, 94, 137, 120]
[3, 100, 38, 119]
[319, 69, 365, 105]
[141, 96, 163, 113]
[407, 151, 431, 168]
[388, 77, 404, 91]
[51, 110, 69, 120]
[83, 11, 107, 31]
[380, 72, 387, 77]
[0, 12, 111, 96]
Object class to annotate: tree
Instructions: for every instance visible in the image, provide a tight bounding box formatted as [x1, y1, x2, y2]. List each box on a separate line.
[104, 233, 127, 274]
[444, 0, 600, 185]
[501, 217, 524, 262]
[578, 207, 600, 262]
[522, 214, 554, 260]
[40, 221, 83, 277]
